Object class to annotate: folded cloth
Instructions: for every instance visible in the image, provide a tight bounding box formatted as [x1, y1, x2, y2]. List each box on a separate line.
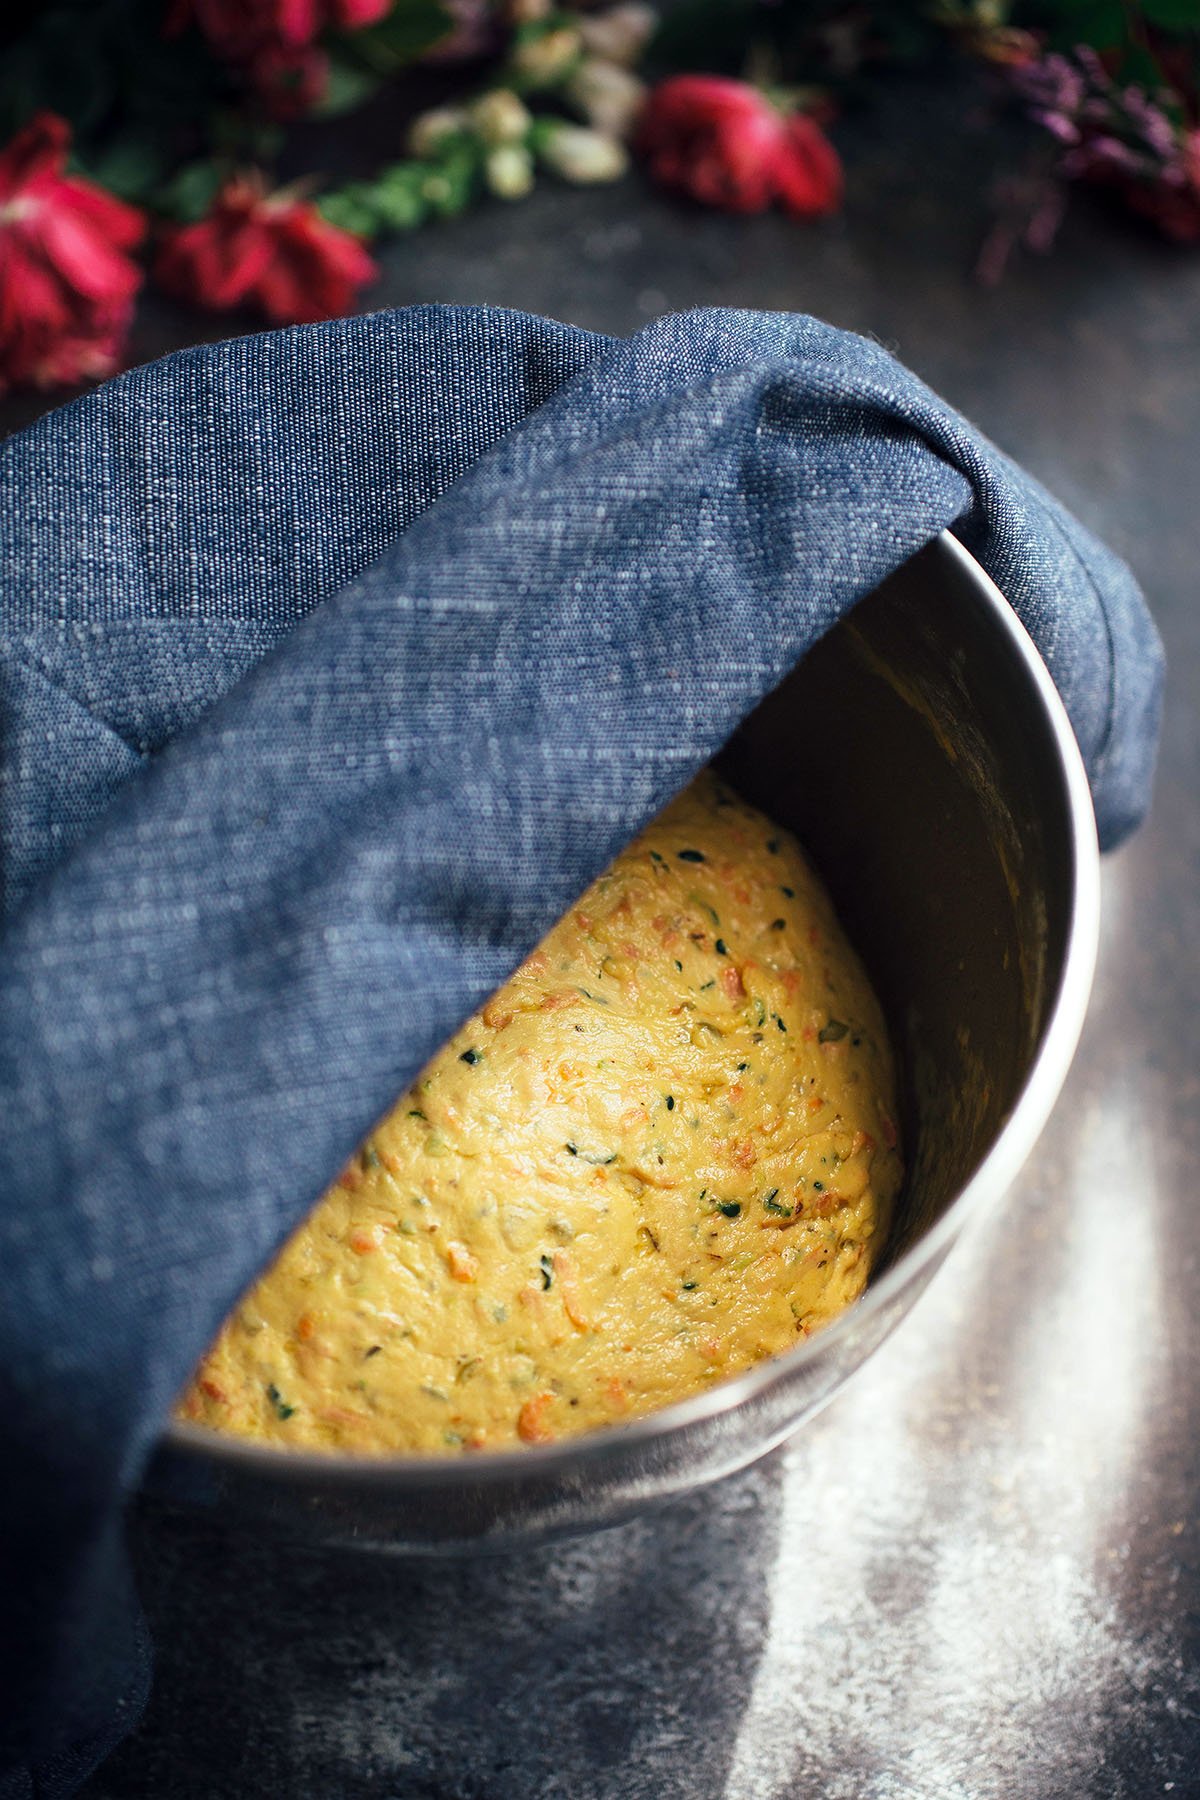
[0, 305, 1163, 1796]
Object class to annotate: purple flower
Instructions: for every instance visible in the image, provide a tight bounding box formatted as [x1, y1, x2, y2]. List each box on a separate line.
[1085, 136, 1146, 175]
[1012, 52, 1085, 115]
[1031, 109, 1081, 144]
[1121, 89, 1179, 161]
[992, 41, 1200, 265]
[1012, 44, 1185, 187]
[1072, 44, 1107, 84]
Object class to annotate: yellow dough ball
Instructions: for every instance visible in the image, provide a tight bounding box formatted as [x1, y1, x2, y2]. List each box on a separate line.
[177, 770, 902, 1454]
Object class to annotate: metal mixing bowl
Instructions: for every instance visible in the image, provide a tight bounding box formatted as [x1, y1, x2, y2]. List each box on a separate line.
[147, 532, 1100, 1552]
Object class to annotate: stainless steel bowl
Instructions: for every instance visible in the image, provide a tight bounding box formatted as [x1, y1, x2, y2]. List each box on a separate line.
[147, 532, 1100, 1552]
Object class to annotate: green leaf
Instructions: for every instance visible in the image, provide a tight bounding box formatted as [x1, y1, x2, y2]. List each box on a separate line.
[1044, 0, 1128, 49]
[317, 187, 381, 236]
[73, 138, 166, 203]
[1137, 0, 1200, 28]
[310, 54, 383, 118]
[1112, 40, 1173, 92]
[417, 141, 479, 217]
[370, 164, 429, 230]
[154, 160, 224, 223]
[339, 0, 454, 73]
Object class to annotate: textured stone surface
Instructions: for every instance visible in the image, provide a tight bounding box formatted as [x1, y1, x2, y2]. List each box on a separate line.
[7, 69, 1197, 1800]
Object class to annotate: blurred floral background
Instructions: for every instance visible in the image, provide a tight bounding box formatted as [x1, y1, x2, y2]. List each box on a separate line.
[0, 0, 1197, 395]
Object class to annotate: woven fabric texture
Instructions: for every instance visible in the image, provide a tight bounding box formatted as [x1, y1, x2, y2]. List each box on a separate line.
[0, 306, 1163, 1796]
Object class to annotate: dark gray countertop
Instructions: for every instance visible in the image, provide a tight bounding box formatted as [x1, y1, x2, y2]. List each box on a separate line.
[16, 70, 1194, 1800]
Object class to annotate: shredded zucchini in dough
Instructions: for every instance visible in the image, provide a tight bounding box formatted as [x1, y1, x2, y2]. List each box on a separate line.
[178, 771, 902, 1454]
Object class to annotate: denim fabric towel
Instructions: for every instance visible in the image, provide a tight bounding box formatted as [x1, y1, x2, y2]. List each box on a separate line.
[0, 305, 1163, 1796]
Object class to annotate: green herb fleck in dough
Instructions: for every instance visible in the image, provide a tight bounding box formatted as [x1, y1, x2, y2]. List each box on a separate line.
[265, 1383, 295, 1421]
[179, 771, 902, 1456]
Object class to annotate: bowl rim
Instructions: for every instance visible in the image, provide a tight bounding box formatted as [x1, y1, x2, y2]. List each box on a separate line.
[160, 530, 1102, 1491]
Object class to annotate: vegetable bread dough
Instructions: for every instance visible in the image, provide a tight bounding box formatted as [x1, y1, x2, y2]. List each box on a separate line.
[178, 771, 902, 1454]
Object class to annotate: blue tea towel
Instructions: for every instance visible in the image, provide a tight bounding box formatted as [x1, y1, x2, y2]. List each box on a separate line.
[0, 305, 1163, 1796]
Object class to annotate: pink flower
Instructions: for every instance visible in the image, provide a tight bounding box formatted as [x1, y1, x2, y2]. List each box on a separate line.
[636, 75, 842, 219]
[154, 172, 377, 324]
[0, 111, 146, 394]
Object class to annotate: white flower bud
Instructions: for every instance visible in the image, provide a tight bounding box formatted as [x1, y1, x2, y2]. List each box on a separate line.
[567, 58, 647, 141]
[485, 143, 535, 199]
[536, 123, 628, 184]
[407, 107, 467, 159]
[511, 26, 582, 86]
[577, 3, 656, 67]
[470, 89, 534, 147]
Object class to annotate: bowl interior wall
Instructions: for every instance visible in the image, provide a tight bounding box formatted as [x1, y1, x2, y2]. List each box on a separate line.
[149, 537, 1085, 1551]
[717, 539, 1075, 1262]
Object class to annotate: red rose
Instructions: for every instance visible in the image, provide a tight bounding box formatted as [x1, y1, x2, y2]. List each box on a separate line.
[248, 41, 331, 119]
[166, 0, 314, 59]
[772, 113, 846, 219]
[329, 0, 392, 25]
[154, 172, 377, 324]
[168, 0, 391, 58]
[0, 111, 145, 394]
[167, 0, 393, 114]
[636, 75, 842, 219]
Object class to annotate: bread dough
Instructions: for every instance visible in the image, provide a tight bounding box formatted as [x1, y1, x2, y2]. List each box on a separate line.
[177, 771, 902, 1454]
